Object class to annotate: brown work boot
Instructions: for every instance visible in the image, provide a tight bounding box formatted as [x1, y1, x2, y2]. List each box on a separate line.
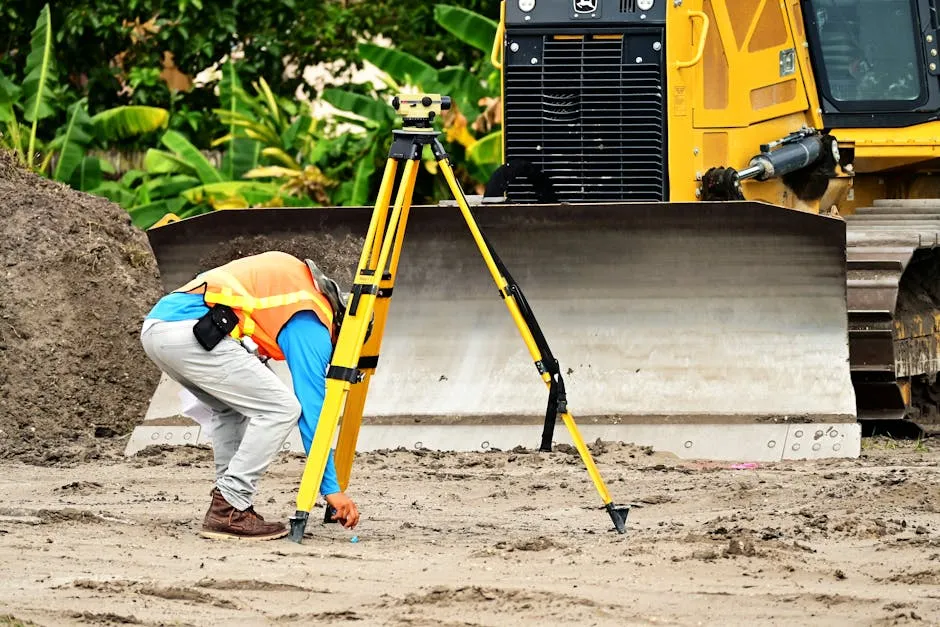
[200, 488, 287, 541]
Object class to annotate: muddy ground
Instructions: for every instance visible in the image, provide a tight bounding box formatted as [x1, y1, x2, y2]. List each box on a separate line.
[0, 437, 937, 626]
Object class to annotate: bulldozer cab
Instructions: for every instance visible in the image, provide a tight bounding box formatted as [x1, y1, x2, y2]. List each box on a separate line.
[803, 0, 938, 123]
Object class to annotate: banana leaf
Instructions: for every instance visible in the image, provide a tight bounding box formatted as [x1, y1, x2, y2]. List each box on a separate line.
[145, 174, 201, 199]
[218, 60, 260, 179]
[281, 115, 313, 152]
[22, 4, 57, 168]
[22, 4, 56, 123]
[90, 106, 169, 140]
[349, 157, 374, 206]
[357, 43, 438, 89]
[214, 112, 282, 147]
[127, 197, 187, 229]
[467, 130, 502, 167]
[51, 99, 93, 182]
[121, 169, 148, 187]
[433, 5, 498, 54]
[218, 60, 249, 118]
[243, 165, 302, 179]
[221, 138, 260, 180]
[329, 113, 383, 132]
[144, 148, 194, 175]
[254, 77, 281, 126]
[321, 89, 395, 124]
[437, 67, 489, 124]
[161, 130, 224, 185]
[91, 181, 136, 207]
[260, 147, 301, 169]
[177, 204, 211, 219]
[69, 155, 103, 192]
[181, 180, 282, 205]
[0, 71, 20, 123]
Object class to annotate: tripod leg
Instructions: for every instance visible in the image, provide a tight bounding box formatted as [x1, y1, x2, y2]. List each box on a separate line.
[356, 159, 399, 271]
[559, 412, 628, 533]
[331, 158, 399, 493]
[289, 158, 420, 542]
[432, 145, 629, 534]
[334, 187, 416, 491]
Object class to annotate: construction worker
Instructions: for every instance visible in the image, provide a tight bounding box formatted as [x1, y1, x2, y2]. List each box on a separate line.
[140, 251, 359, 540]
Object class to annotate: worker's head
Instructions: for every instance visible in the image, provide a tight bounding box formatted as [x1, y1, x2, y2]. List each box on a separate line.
[305, 259, 373, 343]
[305, 259, 346, 336]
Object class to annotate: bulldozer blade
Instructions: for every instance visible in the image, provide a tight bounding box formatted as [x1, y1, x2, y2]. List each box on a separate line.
[137, 201, 859, 461]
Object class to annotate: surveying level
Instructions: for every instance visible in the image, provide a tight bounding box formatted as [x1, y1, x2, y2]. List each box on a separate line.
[392, 93, 450, 130]
[287, 93, 630, 543]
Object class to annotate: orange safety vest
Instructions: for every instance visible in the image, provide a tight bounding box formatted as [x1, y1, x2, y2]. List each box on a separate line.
[176, 251, 335, 361]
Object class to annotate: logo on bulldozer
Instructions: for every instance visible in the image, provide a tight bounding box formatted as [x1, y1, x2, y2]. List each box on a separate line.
[574, 0, 597, 13]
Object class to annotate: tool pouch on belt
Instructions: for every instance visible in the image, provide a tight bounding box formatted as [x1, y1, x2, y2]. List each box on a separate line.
[192, 305, 238, 351]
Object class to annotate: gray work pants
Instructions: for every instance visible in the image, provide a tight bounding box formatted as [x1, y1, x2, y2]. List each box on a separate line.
[140, 319, 300, 511]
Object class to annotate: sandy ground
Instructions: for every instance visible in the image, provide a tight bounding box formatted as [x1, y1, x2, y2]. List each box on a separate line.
[0, 438, 938, 627]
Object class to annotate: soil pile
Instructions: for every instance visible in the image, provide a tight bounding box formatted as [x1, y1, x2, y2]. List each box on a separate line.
[0, 151, 163, 461]
[896, 249, 940, 317]
[197, 233, 364, 290]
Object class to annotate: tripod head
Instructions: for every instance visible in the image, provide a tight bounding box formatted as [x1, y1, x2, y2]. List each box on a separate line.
[391, 94, 451, 131]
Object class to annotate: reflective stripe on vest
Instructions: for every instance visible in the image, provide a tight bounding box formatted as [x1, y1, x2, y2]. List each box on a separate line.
[192, 269, 333, 342]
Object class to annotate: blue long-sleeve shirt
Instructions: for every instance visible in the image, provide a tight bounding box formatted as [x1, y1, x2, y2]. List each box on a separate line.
[146, 292, 341, 496]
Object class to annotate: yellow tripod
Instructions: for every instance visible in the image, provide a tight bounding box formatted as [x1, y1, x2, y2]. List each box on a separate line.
[287, 94, 629, 543]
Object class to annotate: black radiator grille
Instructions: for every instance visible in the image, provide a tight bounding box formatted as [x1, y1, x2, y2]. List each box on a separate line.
[504, 35, 665, 202]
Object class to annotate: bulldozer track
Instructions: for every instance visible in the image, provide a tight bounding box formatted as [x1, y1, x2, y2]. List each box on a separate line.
[846, 199, 940, 432]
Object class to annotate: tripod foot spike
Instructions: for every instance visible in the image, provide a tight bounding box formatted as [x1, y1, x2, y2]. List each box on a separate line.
[606, 503, 630, 534]
[287, 510, 309, 543]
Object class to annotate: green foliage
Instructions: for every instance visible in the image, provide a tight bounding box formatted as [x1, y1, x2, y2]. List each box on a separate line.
[433, 5, 499, 54]
[217, 60, 261, 179]
[20, 4, 56, 168]
[358, 44, 439, 87]
[321, 90, 395, 127]
[1, 1, 506, 226]
[0, 73, 21, 122]
[466, 130, 502, 182]
[0, 5, 168, 181]
[117, 129, 238, 227]
[320, 88, 398, 206]
[91, 106, 169, 140]
[22, 5, 56, 124]
[50, 99, 93, 183]
[161, 130, 223, 184]
[115, 76, 330, 228]
[214, 68, 334, 204]
[319, 4, 504, 205]
[0, 0, 501, 148]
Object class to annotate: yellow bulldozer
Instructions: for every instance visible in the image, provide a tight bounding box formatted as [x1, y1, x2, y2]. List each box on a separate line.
[138, 0, 940, 461]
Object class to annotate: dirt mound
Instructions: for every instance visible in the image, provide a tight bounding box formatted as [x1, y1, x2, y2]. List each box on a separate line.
[896, 249, 940, 316]
[196, 233, 364, 290]
[0, 151, 162, 462]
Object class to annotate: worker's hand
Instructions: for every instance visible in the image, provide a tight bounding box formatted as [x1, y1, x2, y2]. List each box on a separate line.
[325, 492, 360, 529]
